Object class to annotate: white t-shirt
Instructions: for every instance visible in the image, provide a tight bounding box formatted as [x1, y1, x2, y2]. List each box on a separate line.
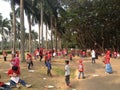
[10, 77, 20, 83]
[91, 50, 96, 58]
[65, 65, 70, 76]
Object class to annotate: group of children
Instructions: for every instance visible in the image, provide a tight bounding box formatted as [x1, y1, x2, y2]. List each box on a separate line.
[0, 51, 32, 89]
[64, 59, 85, 88]
[1, 48, 115, 89]
[64, 49, 114, 88]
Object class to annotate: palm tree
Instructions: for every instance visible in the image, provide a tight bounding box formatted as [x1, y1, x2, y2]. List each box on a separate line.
[31, 30, 38, 51]
[0, 16, 10, 50]
[4, 0, 17, 53]
[20, 0, 25, 62]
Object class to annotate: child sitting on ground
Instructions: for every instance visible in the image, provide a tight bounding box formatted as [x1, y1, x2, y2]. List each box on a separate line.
[7, 66, 31, 88]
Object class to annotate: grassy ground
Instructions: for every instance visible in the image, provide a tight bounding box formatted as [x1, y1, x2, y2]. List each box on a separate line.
[0, 55, 120, 90]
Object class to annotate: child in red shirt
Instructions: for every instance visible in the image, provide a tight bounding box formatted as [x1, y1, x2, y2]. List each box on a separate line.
[44, 53, 48, 66]
[26, 53, 33, 70]
[8, 66, 31, 88]
[2, 50, 7, 61]
[78, 60, 85, 79]
[69, 53, 73, 61]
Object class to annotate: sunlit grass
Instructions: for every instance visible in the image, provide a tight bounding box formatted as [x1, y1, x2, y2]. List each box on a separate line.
[53, 67, 64, 76]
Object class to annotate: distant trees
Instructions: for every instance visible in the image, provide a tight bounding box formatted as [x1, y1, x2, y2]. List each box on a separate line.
[60, 0, 120, 51]
[1, 0, 120, 54]
[0, 13, 10, 50]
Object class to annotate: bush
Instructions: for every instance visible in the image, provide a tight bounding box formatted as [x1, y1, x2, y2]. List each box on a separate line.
[0, 50, 12, 55]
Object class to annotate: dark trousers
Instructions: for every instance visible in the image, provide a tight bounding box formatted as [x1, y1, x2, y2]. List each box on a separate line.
[28, 61, 33, 69]
[0, 84, 10, 90]
[40, 55, 43, 61]
[4, 57, 7, 61]
[47, 69, 52, 76]
[70, 57, 72, 60]
[65, 75, 70, 86]
[10, 79, 26, 86]
[92, 58, 95, 64]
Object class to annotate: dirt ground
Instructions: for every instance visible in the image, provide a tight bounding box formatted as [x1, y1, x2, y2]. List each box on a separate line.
[0, 54, 120, 90]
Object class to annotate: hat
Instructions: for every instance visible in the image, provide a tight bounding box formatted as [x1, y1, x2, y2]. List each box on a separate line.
[79, 60, 83, 63]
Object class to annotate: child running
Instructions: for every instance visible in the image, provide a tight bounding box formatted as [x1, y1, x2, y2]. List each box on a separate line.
[26, 53, 33, 70]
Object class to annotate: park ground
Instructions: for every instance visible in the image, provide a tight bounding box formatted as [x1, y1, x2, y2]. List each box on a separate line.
[0, 54, 120, 90]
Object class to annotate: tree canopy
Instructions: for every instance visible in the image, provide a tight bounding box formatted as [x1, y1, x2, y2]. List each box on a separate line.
[1, 0, 120, 51]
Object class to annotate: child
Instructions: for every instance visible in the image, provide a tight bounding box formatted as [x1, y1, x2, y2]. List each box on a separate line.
[10, 54, 20, 66]
[39, 48, 43, 61]
[0, 75, 10, 90]
[26, 53, 33, 70]
[69, 53, 73, 61]
[44, 53, 48, 66]
[65, 60, 71, 87]
[103, 51, 112, 74]
[47, 52, 52, 62]
[91, 49, 96, 64]
[7, 66, 31, 88]
[2, 50, 7, 61]
[78, 60, 85, 79]
[10, 54, 20, 72]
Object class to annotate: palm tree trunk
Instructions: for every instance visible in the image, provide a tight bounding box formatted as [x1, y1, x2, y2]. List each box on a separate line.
[46, 25, 48, 49]
[20, 0, 25, 62]
[12, 1, 16, 53]
[28, 14, 32, 53]
[40, 1, 43, 47]
[1, 22, 4, 50]
[55, 19, 57, 52]
[58, 37, 62, 49]
[38, 21, 41, 47]
[50, 16, 53, 54]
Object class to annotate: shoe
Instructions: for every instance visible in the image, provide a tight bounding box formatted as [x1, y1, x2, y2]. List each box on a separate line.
[26, 84, 32, 88]
[16, 84, 21, 88]
[68, 84, 72, 88]
[82, 77, 85, 79]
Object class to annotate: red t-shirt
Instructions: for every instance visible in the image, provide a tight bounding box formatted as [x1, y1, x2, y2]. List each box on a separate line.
[8, 69, 20, 76]
[70, 54, 72, 58]
[26, 54, 32, 61]
[44, 55, 48, 61]
[47, 53, 51, 59]
[78, 64, 84, 72]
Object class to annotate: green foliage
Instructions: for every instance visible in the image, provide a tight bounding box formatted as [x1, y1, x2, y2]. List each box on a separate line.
[2, 0, 120, 52]
[0, 50, 12, 55]
[59, 0, 120, 51]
